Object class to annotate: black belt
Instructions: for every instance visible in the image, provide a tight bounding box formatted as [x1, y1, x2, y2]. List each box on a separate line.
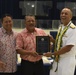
[22, 59, 42, 64]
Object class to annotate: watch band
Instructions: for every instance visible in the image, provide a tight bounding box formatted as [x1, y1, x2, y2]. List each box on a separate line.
[51, 53, 54, 58]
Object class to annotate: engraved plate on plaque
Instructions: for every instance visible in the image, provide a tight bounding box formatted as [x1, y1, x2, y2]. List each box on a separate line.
[36, 36, 50, 55]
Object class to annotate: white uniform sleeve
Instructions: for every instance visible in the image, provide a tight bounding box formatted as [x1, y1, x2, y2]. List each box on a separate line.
[62, 28, 76, 46]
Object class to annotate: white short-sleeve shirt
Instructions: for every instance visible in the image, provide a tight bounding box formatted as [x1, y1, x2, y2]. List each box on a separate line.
[61, 23, 76, 57]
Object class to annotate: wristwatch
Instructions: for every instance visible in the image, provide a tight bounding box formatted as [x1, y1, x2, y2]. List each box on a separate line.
[51, 53, 54, 58]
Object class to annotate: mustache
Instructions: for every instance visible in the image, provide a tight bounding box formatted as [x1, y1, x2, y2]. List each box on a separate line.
[29, 24, 35, 26]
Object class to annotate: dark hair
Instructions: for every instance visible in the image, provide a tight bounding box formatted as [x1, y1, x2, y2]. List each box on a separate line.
[1, 14, 13, 23]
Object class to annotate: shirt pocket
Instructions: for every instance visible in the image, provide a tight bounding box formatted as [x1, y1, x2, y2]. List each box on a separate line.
[62, 35, 67, 46]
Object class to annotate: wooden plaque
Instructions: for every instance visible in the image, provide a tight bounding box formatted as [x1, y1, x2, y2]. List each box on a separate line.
[36, 36, 50, 55]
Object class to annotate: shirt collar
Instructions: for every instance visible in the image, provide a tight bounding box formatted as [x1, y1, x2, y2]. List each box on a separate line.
[1, 27, 13, 35]
[25, 28, 37, 33]
[62, 21, 72, 28]
[67, 21, 72, 26]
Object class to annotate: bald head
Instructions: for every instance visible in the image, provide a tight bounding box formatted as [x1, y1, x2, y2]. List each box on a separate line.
[60, 8, 73, 25]
[62, 8, 72, 17]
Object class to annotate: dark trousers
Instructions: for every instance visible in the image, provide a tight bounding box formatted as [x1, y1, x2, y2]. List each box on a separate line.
[20, 59, 44, 75]
[0, 72, 16, 75]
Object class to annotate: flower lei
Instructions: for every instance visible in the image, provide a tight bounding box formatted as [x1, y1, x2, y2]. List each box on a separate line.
[54, 22, 71, 72]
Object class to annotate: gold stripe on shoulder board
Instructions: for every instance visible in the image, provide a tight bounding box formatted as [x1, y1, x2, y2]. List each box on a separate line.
[70, 24, 76, 29]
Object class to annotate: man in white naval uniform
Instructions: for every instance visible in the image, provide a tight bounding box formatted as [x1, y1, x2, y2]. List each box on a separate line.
[43, 8, 76, 75]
